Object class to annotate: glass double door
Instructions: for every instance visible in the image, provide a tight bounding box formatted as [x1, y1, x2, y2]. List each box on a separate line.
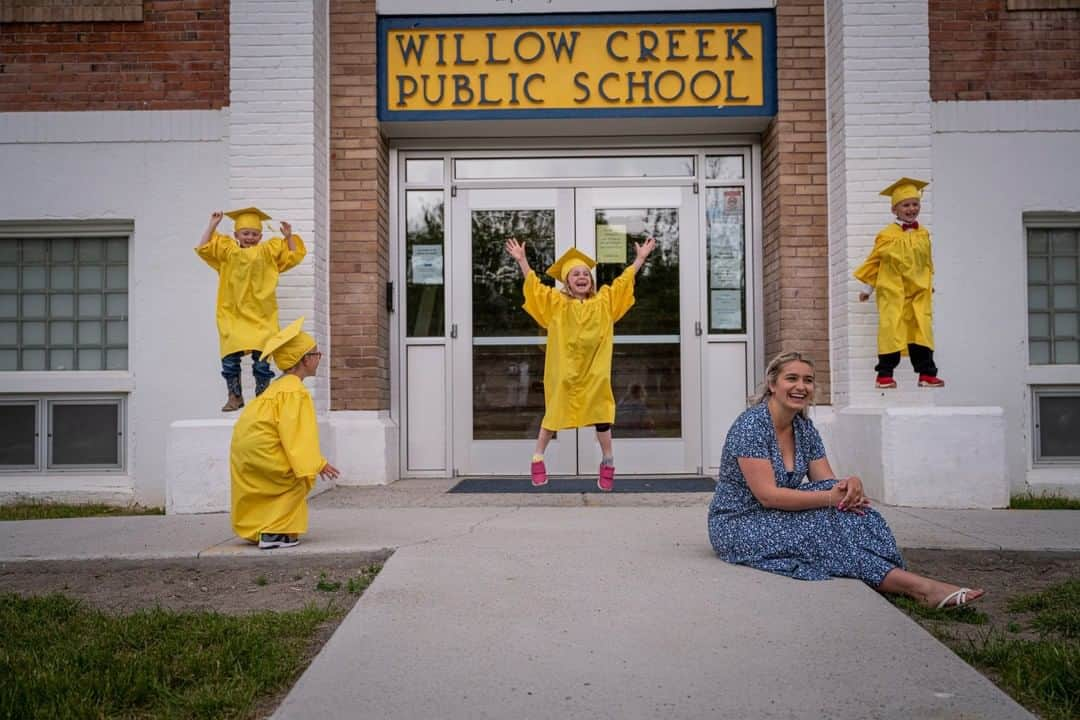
[451, 186, 701, 477]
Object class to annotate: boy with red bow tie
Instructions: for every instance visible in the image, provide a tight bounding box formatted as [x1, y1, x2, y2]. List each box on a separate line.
[854, 177, 944, 389]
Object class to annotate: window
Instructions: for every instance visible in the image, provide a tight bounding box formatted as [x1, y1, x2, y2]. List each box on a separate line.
[0, 229, 129, 371]
[1027, 225, 1079, 365]
[1032, 388, 1080, 464]
[705, 154, 748, 334]
[0, 396, 124, 472]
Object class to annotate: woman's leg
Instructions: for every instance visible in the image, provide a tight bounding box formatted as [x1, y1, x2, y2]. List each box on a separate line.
[878, 567, 984, 608]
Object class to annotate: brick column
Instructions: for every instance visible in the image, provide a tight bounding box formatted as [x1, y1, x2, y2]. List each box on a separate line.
[761, 0, 830, 401]
[329, 0, 390, 411]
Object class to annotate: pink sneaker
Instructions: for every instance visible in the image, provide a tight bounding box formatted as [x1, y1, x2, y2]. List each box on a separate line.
[530, 460, 548, 487]
[597, 464, 615, 492]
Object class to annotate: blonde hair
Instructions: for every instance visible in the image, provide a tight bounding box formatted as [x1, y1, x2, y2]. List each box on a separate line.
[750, 351, 816, 419]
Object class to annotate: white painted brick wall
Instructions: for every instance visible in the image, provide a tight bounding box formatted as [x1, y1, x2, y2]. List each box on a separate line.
[229, 0, 329, 410]
[826, 0, 934, 408]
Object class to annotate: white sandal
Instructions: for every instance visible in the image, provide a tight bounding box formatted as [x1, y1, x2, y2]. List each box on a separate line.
[936, 587, 977, 609]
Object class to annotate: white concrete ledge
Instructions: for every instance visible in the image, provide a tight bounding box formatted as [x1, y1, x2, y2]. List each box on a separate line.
[824, 406, 1009, 509]
[328, 411, 400, 486]
[166, 418, 333, 515]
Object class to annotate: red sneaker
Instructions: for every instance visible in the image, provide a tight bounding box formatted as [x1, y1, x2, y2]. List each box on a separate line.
[875, 376, 897, 389]
[597, 464, 615, 492]
[918, 374, 945, 387]
[530, 460, 548, 487]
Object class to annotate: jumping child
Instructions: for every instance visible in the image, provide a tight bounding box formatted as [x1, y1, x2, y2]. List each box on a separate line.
[504, 236, 657, 491]
[855, 177, 944, 389]
[197, 207, 307, 411]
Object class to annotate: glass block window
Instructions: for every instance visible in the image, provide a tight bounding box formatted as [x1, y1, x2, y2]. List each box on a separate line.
[1033, 389, 1080, 463]
[0, 396, 124, 472]
[1028, 227, 1079, 365]
[0, 236, 129, 370]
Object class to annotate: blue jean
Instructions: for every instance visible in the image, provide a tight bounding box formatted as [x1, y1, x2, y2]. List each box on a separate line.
[221, 350, 274, 396]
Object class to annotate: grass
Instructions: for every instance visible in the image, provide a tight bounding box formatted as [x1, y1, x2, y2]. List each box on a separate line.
[1009, 493, 1080, 510]
[0, 593, 341, 720]
[899, 578, 1080, 720]
[0, 503, 164, 521]
[890, 595, 988, 625]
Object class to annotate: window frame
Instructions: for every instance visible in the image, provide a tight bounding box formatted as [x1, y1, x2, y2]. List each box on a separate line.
[1031, 386, 1080, 466]
[1025, 214, 1080, 366]
[0, 394, 126, 475]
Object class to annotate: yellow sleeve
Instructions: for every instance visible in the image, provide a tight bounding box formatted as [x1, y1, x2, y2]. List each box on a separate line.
[605, 266, 637, 323]
[853, 231, 888, 287]
[266, 234, 308, 272]
[194, 231, 236, 271]
[276, 389, 326, 480]
[522, 270, 560, 329]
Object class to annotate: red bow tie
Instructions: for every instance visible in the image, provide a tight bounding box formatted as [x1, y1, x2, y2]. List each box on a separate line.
[901, 221, 919, 231]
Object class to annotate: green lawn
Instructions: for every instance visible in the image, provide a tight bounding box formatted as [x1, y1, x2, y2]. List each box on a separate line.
[0, 503, 164, 521]
[898, 579, 1079, 720]
[1009, 494, 1080, 510]
[0, 593, 341, 720]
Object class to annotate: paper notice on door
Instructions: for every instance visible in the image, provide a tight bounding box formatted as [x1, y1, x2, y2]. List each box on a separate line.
[596, 224, 627, 264]
[710, 289, 743, 331]
[411, 245, 443, 285]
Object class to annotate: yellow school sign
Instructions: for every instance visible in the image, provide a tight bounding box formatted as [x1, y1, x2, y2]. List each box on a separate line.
[378, 12, 776, 120]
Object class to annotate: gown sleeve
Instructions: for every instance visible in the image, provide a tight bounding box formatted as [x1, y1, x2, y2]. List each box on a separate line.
[605, 266, 637, 323]
[276, 388, 326, 481]
[194, 231, 236, 271]
[853, 231, 888, 287]
[265, 234, 308, 272]
[522, 270, 560, 329]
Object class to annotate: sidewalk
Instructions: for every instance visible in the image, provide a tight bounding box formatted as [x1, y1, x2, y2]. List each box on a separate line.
[5, 483, 1077, 719]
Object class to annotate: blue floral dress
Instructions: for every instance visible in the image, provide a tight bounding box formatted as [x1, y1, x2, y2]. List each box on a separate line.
[707, 403, 905, 587]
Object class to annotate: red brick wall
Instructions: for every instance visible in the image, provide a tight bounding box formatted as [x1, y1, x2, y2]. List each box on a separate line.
[931, 0, 1080, 100]
[761, 0, 830, 401]
[0, 0, 229, 111]
[329, 0, 391, 411]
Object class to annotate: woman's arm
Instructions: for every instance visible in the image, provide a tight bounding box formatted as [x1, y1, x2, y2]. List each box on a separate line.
[739, 457, 843, 511]
[808, 457, 870, 512]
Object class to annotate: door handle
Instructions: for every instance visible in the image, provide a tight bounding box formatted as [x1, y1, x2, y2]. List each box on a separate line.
[694, 321, 703, 337]
[450, 323, 458, 339]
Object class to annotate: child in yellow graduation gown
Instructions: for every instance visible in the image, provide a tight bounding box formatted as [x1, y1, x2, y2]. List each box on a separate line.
[854, 178, 944, 389]
[505, 237, 657, 491]
[230, 317, 339, 549]
[197, 208, 307, 411]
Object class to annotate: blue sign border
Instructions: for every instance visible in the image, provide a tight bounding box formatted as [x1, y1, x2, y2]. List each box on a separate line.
[377, 10, 777, 122]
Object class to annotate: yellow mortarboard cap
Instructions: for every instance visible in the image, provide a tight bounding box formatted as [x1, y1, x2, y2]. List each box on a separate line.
[262, 317, 317, 371]
[225, 206, 272, 232]
[880, 177, 928, 207]
[545, 247, 597, 284]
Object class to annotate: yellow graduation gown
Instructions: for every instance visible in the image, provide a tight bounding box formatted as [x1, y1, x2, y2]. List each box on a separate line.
[853, 223, 934, 354]
[196, 232, 307, 358]
[229, 374, 326, 542]
[522, 267, 636, 430]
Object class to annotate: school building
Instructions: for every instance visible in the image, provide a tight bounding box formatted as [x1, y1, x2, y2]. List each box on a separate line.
[1, 0, 1077, 510]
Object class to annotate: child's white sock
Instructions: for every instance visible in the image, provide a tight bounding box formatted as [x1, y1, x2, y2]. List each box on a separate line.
[531, 454, 544, 462]
[601, 456, 614, 467]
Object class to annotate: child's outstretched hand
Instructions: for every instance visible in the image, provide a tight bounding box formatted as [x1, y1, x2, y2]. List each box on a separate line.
[505, 237, 526, 261]
[208, 211, 223, 228]
[858, 292, 870, 302]
[635, 236, 657, 262]
[280, 220, 292, 239]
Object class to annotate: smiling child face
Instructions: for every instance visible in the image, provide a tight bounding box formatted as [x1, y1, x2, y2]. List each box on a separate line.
[564, 265, 594, 298]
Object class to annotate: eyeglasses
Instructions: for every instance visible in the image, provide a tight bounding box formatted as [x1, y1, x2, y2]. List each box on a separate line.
[303, 351, 323, 360]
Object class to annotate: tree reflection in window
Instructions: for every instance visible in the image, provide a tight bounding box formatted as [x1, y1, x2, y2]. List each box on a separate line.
[406, 191, 444, 337]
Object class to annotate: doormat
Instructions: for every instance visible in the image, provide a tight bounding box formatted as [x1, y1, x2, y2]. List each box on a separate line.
[448, 476, 716, 493]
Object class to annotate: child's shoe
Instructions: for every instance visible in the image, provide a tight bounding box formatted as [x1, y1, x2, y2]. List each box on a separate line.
[918, 374, 945, 388]
[258, 533, 299, 549]
[597, 464, 615, 492]
[875, 376, 897, 389]
[530, 459, 548, 487]
[221, 393, 245, 412]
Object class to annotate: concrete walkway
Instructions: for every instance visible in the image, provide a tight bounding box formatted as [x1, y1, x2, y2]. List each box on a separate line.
[4, 484, 1077, 719]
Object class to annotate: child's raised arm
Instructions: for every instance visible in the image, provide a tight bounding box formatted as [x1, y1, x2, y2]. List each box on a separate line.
[199, 211, 223, 248]
[631, 237, 657, 272]
[280, 220, 296, 252]
[505, 237, 532, 277]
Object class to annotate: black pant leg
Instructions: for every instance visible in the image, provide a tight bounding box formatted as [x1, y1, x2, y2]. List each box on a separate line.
[875, 352, 902, 377]
[908, 344, 938, 376]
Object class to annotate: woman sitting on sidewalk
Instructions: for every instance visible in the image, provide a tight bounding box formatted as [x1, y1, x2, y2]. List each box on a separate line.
[707, 351, 984, 609]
